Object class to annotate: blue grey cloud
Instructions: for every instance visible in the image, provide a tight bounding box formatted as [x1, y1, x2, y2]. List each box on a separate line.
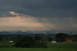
[0, 0, 77, 17]
[0, 10, 16, 17]
[0, 0, 77, 33]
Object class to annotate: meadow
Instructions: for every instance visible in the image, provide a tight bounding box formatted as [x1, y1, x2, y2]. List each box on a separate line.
[0, 42, 77, 51]
[0, 48, 76, 51]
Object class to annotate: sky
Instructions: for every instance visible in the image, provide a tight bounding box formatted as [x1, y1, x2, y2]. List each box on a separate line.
[0, 0, 77, 33]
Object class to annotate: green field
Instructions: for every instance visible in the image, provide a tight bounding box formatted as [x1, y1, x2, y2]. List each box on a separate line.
[48, 42, 77, 48]
[0, 42, 77, 51]
[0, 48, 76, 51]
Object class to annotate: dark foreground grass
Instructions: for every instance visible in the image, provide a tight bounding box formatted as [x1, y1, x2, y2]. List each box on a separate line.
[0, 42, 77, 51]
[48, 42, 77, 48]
[0, 41, 14, 47]
[0, 48, 77, 51]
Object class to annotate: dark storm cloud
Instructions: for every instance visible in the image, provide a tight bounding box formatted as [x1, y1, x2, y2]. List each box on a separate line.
[0, 10, 16, 17]
[0, 0, 77, 17]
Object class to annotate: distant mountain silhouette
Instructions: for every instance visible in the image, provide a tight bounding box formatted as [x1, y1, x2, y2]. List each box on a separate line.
[0, 30, 76, 35]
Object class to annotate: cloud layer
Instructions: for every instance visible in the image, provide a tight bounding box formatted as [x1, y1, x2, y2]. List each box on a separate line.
[0, 0, 77, 17]
[0, 0, 77, 33]
[0, 11, 56, 31]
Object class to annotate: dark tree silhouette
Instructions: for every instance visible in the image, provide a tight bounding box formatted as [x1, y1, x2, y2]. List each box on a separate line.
[73, 35, 77, 42]
[0, 35, 3, 41]
[55, 33, 68, 42]
[47, 37, 52, 43]
[14, 36, 47, 48]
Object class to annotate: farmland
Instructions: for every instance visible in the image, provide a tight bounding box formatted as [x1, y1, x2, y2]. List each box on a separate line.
[0, 42, 77, 51]
[0, 48, 76, 51]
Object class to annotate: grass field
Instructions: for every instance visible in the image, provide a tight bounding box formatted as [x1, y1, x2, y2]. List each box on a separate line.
[0, 42, 77, 51]
[0, 48, 76, 51]
[48, 42, 77, 48]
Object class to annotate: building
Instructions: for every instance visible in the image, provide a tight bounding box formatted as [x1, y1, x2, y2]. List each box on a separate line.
[66, 38, 72, 42]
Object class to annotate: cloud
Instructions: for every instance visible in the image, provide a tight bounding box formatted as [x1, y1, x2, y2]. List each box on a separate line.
[0, 0, 77, 17]
[40, 17, 77, 31]
[0, 0, 77, 33]
[0, 11, 77, 32]
[0, 11, 56, 31]
[0, 10, 16, 17]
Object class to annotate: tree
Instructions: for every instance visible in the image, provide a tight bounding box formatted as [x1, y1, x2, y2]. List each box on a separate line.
[14, 36, 47, 48]
[34, 36, 47, 48]
[73, 35, 77, 42]
[0, 35, 3, 41]
[14, 36, 34, 47]
[47, 37, 52, 43]
[55, 33, 68, 42]
[35, 36, 42, 41]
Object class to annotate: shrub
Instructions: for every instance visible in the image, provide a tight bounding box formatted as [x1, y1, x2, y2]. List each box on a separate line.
[14, 36, 47, 48]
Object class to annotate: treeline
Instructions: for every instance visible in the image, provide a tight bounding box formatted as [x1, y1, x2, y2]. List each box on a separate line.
[14, 36, 47, 48]
[0, 33, 77, 48]
[0, 33, 77, 42]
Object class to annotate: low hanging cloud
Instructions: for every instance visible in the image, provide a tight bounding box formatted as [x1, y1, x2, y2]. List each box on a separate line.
[0, 11, 56, 31]
[0, 11, 77, 32]
[0, 0, 77, 33]
[41, 17, 77, 31]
